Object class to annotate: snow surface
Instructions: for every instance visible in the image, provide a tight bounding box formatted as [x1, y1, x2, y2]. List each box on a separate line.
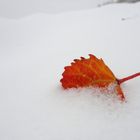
[0, 2, 140, 140]
[2, 0, 139, 19]
[0, 0, 112, 18]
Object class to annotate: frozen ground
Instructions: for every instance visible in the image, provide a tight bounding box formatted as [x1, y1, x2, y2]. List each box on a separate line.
[0, 2, 140, 140]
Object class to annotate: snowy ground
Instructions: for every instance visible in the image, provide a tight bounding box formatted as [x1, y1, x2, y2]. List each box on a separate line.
[0, 0, 112, 18]
[0, 2, 140, 140]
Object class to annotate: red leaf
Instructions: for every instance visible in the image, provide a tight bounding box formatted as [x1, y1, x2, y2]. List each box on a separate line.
[60, 54, 140, 101]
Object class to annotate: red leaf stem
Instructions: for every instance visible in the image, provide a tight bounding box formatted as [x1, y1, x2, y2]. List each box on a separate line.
[117, 72, 140, 85]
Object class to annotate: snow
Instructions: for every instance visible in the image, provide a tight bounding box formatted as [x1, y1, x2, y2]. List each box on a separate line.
[1, 0, 139, 19]
[0, 0, 112, 18]
[0, 2, 140, 140]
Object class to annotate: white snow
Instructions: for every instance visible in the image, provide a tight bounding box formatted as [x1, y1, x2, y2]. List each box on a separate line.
[0, 2, 140, 140]
[0, 0, 112, 18]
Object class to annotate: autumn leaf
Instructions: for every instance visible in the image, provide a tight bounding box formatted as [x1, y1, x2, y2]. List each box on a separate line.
[60, 54, 140, 101]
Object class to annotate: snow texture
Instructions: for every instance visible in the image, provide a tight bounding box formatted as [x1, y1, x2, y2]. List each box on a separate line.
[0, 1, 140, 140]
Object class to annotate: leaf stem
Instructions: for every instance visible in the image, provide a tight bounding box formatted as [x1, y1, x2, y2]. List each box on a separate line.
[117, 72, 140, 85]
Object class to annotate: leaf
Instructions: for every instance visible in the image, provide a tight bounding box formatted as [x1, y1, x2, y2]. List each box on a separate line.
[60, 54, 140, 101]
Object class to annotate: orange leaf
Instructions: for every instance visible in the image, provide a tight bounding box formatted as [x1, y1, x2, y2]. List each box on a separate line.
[60, 54, 125, 100]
